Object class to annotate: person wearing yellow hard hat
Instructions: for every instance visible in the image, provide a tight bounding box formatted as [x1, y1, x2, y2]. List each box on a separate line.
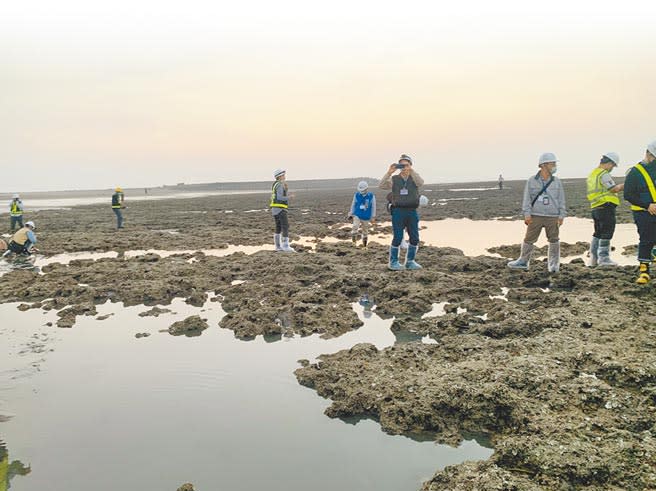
[111, 187, 125, 229]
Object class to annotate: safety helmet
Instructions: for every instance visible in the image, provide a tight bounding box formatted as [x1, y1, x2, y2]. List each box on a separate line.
[399, 154, 413, 165]
[602, 152, 620, 166]
[25, 221, 35, 229]
[419, 195, 429, 207]
[273, 168, 286, 179]
[538, 152, 558, 166]
[115, 187, 123, 192]
[12, 193, 19, 199]
[357, 181, 369, 192]
[648, 140, 656, 158]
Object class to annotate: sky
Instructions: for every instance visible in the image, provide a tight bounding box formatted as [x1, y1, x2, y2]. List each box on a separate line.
[1, 0, 656, 192]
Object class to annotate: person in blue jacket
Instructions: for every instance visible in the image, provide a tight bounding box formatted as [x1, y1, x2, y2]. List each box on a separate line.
[348, 181, 376, 247]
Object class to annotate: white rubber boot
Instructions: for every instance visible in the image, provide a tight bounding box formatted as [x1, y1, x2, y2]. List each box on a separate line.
[589, 236, 600, 267]
[274, 234, 283, 251]
[548, 241, 560, 273]
[507, 242, 534, 270]
[597, 239, 618, 267]
[281, 237, 295, 252]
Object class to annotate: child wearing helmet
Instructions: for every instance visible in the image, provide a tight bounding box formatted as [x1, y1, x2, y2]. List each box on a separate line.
[348, 181, 376, 247]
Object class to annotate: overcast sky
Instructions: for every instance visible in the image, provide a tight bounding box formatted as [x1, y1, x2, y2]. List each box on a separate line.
[1, 0, 655, 192]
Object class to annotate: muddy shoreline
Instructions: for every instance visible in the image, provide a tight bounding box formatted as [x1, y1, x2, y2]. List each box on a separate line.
[2, 178, 655, 490]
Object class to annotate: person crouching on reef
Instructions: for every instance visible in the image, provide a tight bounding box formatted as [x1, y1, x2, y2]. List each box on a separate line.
[111, 187, 125, 229]
[270, 169, 295, 252]
[623, 139, 656, 284]
[587, 152, 624, 267]
[379, 154, 425, 270]
[6, 221, 37, 256]
[508, 152, 567, 273]
[348, 180, 376, 247]
[8, 193, 24, 233]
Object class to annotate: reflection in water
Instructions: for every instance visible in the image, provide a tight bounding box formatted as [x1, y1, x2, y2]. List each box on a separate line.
[0, 440, 30, 491]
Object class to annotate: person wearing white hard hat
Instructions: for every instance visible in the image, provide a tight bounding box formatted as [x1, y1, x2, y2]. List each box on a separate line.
[270, 169, 295, 252]
[380, 154, 425, 270]
[8, 193, 24, 233]
[347, 181, 376, 247]
[508, 152, 567, 273]
[586, 152, 624, 267]
[7, 221, 37, 256]
[623, 140, 656, 284]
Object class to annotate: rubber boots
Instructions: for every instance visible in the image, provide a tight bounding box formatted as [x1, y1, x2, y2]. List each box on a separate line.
[388, 246, 404, 271]
[274, 234, 283, 251]
[597, 239, 618, 267]
[637, 262, 650, 285]
[507, 242, 534, 270]
[548, 241, 560, 273]
[280, 237, 295, 252]
[405, 244, 422, 270]
[589, 236, 600, 267]
[352, 235, 357, 245]
[362, 236, 368, 248]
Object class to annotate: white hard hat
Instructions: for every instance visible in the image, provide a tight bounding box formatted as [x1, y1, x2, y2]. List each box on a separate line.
[25, 221, 35, 229]
[648, 140, 656, 158]
[603, 152, 620, 166]
[357, 180, 369, 192]
[273, 168, 286, 178]
[12, 193, 19, 199]
[419, 195, 429, 207]
[538, 152, 558, 166]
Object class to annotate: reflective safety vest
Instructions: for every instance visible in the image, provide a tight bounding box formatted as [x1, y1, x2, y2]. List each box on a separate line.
[630, 163, 656, 211]
[11, 227, 29, 246]
[9, 200, 22, 216]
[111, 192, 123, 209]
[270, 181, 288, 209]
[586, 168, 620, 208]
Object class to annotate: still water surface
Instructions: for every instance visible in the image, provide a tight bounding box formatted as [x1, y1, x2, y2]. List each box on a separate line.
[0, 298, 492, 491]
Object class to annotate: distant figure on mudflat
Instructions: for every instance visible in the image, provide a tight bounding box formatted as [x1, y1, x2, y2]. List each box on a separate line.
[270, 169, 295, 252]
[623, 139, 656, 285]
[380, 154, 425, 270]
[111, 187, 125, 229]
[507, 152, 567, 273]
[586, 152, 624, 267]
[8, 193, 24, 232]
[347, 180, 376, 247]
[498, 174, 504, 190]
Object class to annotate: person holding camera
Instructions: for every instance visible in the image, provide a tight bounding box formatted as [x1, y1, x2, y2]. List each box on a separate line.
[379, 154, 425, 270]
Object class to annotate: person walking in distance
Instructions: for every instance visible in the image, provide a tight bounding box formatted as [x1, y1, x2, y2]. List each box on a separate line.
[623, 140, 656, 284]
[348, 181, 376, 247]
[586, 152, 624, 267]
[112, 187, 125, 229]
[270, 169, 295, 252]
[507, 153, 567, 273]
[379, 154, 425, 270]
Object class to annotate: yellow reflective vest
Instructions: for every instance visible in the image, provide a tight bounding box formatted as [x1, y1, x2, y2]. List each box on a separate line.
[270, 181, 288, 209]
[9, 200, 22, 216]
[630, 163, 656, 211]
[586, 168, 620, 208]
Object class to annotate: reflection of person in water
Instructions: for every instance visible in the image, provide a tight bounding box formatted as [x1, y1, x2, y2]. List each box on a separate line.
[0, 441, 31, 491]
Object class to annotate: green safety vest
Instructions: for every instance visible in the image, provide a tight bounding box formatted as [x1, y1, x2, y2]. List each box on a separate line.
[630, 163, 656, 211]
[269, 181, 288, 209]
[586, 168, 620, 208]
[9, 201, 22, 216]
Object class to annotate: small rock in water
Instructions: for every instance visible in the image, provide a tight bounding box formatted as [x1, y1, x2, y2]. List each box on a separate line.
[177, 484, 194, 491]
[135, 332, 151, 339]
[168, 315, 209, 336]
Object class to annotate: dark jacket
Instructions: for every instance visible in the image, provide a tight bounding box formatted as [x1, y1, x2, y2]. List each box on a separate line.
[624, 161, 656, 211]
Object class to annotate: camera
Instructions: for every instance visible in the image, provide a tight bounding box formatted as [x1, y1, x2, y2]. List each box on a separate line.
[395, 163, 406, 169]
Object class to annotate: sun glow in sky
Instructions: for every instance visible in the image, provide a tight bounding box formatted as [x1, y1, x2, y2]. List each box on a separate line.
[1, 0, 655, 191]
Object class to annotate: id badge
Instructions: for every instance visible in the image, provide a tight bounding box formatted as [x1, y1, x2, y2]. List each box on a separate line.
[542, 196, 550, 206]
[359, 204, 366, 210]
[400, 188, 409, 196]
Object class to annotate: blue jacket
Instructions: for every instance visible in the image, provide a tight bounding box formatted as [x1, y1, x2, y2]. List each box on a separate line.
[349, 192, 376, 220]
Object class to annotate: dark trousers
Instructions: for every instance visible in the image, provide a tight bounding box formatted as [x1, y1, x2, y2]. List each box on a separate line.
[10, 215, 23, 231]
[633, 211, 656, 262]
[274, 210, 289, 237]
[592, 203, 617, 240]
[391, 207, 419, 247]
[9, 240, 31, 254]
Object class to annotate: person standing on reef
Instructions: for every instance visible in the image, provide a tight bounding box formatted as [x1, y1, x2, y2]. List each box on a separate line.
[507, 152, 567, 273]
[111, 187, 125, 229]
[8, 194, 24, 233]
[587, 152, 624, 267]
[348, 180, 376, 247]
[379, 154, 425, 270]
[270, 169, 295, 252]
[498, 174, 504, 190]
[623, 140, 656, 284]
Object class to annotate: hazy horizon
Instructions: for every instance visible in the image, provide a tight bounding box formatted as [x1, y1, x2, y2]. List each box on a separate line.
[2, 0, 655, 193]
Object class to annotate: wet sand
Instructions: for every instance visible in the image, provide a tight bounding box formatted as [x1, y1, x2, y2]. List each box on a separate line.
[2, 178, 655, 490]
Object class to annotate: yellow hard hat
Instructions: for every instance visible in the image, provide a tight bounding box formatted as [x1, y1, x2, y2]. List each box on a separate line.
[115, 187, 122, 192]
